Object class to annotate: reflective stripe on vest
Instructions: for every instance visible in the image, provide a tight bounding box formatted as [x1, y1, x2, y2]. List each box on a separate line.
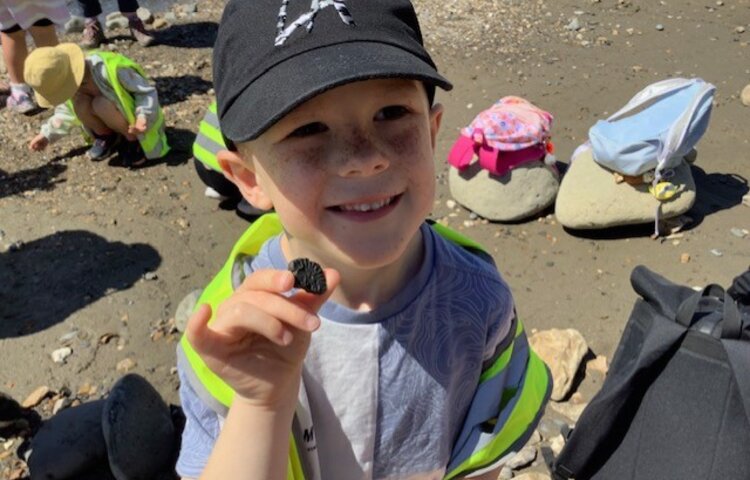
[445, 319, 552, 478]
[193, 101, 225, 172]
[177, 213, 550, 478]
[95, 51, 170, 160]
[65, 99, 93, 145]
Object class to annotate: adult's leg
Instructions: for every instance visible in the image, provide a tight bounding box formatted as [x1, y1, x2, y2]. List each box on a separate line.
[0, 28, 26, 84]
[117, 0, 140, 14]
[78, 0, 103, 18]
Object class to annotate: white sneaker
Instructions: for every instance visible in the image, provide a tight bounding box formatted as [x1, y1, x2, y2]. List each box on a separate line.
[237, 198, 267, 217]
[204, 186, 226, 200]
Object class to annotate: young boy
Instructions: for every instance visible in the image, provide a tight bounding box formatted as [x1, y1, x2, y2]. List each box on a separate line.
[177, 1, 551, 479]
[24, 43, 169, 167]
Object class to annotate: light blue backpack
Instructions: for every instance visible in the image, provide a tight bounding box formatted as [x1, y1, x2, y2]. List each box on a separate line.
[588, 78, 716, 179]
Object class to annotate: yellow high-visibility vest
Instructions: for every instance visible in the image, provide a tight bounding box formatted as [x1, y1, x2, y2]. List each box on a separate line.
[177, 214, 551, 479]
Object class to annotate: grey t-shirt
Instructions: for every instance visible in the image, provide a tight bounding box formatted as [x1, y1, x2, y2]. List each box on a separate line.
[176, 223, 514, 479]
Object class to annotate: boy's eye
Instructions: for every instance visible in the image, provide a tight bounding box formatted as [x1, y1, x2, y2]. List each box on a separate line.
[288, 122, 328, 138]
[375, 105, 409, 121]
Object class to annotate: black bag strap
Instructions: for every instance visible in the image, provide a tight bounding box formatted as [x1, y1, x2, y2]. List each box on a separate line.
[723, 339, 750, 426]
[727, 268, 750, 305]
[675, 284, 724, 327]
[674, 285, 743, 339]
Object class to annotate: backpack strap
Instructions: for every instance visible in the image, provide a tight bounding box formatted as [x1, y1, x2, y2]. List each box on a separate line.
[722, 339, 750, 427]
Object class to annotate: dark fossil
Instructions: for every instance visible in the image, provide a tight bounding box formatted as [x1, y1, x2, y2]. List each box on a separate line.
[288, 258, 327, 295]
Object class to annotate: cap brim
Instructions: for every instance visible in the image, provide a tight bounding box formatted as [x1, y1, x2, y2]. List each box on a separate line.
[36, 43, 85, 108]
[221, 42, 452, 143]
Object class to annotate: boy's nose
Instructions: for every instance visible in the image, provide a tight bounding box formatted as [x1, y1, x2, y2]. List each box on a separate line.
[338, 133, 389, 177]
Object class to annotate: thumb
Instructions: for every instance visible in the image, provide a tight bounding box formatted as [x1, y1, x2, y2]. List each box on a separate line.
[292, 268, 340, 315]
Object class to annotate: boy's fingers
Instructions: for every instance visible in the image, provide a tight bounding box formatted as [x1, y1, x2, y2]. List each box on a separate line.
[211, 301, 295, 346]
[240, 290, 321, 333]
[236, 269, 295, 294]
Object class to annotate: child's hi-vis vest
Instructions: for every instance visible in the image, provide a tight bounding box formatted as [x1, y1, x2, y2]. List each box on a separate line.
[67, 51, 170, 160]
[177, 214, 552, 480]
[192, 101, 224, 172]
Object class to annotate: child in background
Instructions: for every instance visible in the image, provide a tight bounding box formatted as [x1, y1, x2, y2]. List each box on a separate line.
[177, 0, 551, 478]
[0, 0, 68, 113]
[25, 43, 169, 167]
[192, 100, 267, 218]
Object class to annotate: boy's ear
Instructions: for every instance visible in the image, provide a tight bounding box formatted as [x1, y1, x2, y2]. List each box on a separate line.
[429, 103, 444, 151]
[216, 149, 274, 210]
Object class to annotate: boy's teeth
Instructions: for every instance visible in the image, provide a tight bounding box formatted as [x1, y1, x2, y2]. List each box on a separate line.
[340, 197, 392, 212]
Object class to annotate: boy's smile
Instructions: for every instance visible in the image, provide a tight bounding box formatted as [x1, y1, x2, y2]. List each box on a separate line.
[224, 78, 443, 306]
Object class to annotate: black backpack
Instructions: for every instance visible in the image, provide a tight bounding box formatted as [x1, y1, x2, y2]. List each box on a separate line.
[553, 266, 750, 480]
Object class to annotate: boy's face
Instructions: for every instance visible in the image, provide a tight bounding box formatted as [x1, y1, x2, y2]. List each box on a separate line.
[224, 79, 443, 270]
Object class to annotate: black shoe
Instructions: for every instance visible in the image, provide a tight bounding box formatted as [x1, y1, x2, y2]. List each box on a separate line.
[118, 140, 147, 168]
[87, 134, 120, 160]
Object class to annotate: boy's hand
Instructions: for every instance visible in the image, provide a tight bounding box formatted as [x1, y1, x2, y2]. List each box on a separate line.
[127, 115, 148, 135]
[29, 134, 49, 152]
[185, 268, 340, 409]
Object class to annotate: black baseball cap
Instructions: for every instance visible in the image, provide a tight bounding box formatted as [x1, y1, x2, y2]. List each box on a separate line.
[213, 0, 453, 143]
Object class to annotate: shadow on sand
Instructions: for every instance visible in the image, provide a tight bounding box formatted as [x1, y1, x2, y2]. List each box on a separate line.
[0, 231, 161, 338]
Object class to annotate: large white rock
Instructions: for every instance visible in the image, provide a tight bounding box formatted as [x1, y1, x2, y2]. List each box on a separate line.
[555, 149, 696, 229]
[449, 160, 559, 222]
[529, 328, 589, 401]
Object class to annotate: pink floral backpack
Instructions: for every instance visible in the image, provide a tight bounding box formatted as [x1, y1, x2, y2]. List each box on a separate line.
[447, 96, 555, 177]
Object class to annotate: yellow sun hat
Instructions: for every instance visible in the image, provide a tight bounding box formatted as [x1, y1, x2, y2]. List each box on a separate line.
[23, 43, 86, 108]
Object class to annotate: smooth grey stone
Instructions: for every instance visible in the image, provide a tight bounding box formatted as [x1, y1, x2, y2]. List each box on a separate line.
[28, 400, 107, 480]
[555, 149, 695, 229]
[449, 160, 560, 222]
[175, 288, 202, 332]
[103, 374, 175, 480]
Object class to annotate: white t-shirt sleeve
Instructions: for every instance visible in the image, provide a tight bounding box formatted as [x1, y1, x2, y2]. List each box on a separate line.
[175, 368, 222, 478]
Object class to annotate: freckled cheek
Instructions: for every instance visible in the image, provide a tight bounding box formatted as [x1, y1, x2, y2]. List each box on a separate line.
[263, 149, 328, 206]
[385, 125, 435, 181]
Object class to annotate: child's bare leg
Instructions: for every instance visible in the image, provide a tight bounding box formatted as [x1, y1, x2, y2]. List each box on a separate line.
[90, 95, 135, 140]
[1, 30, 28, 84]
[28, 25, 59, 48]
[73, 94, 114, 137]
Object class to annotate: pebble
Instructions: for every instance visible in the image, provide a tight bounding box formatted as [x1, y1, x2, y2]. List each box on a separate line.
[51, 347, 73, 364]
[506, 444, 537, 469]
[566, 18, 581, 31]
[680, 253, 691, 264]
[730, 227, 748, 238]
[143, 271, 158, 281]
[21, 386, 50, 408]
[742, 85, 750, 106]
[52, 397, 73, 415]
[710, 248, 723, 257]
[736, 26, 746, 34]
[137, 7, 154, 24]
[152, 17, 168, 29]
[743, 194, 750, 207]
[446, 199, 457, 209]
[656, 24, 664, 31]
[64, 16, 85, 34]
[116, 358, 136, 373]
